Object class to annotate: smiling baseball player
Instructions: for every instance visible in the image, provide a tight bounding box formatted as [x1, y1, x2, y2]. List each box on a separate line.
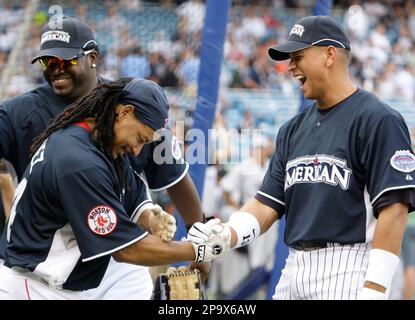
[187, 15, 415, 300]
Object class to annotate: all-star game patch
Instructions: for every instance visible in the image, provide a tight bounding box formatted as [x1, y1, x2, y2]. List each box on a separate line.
[390, 150, 415, 173]
[87, 205, 117, 235]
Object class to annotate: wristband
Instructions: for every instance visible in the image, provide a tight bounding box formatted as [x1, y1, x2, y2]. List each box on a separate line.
[364, 248, 399, 290]
[358, 287, 386, 300]
[225, 211, 260, 248]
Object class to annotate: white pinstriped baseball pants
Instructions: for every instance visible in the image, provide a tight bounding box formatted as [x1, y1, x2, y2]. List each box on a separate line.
[273, 243, 372, 300]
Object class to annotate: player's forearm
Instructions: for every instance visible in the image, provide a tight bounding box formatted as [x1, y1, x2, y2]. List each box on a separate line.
[0, 174, 14, 218]
[113, 234, 195, 266]
[240, 198, 279, 235]
[1, 193, 12, 219]
[167, 174, 204, 225]
[372, 202, 408, 255]
[364, 202, 408, 292]
[136, 209, 152, 232]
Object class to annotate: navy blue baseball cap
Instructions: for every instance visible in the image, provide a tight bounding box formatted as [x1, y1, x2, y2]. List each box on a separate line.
[268, 15, 350, 61]
[118, 79, 169, 131]
[31, 16, 97, 63]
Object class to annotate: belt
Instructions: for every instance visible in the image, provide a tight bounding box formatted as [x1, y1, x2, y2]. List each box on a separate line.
[290, 241, 345, 251]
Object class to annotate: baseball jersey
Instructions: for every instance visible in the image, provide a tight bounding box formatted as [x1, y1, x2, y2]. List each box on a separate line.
[2, 124, 150, 291]
[130, 129, 188, 191]
[0, 82, 188, 187]
[256, 88, 415, 246]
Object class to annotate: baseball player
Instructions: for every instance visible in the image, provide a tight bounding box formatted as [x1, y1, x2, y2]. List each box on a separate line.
[0, 78, 205, 299]
[187, 15, 415, 300]
[0, 17, 207, 299]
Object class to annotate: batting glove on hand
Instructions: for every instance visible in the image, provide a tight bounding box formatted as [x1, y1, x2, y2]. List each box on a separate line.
[187, 218, 231, 262]
[149, 204, 177, 241]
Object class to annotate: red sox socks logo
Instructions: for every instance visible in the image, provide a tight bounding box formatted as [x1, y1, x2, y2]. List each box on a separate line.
[87, 205, 117, 235]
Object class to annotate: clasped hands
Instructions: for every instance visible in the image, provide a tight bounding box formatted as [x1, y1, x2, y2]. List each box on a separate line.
[145, 206, 230, 263]
[186, 218, 231, 262]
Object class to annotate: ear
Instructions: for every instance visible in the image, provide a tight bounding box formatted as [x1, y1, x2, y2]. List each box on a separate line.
[325, 46, 337, 67]
[89, 51, 99, 68]
[118, 104, 135, 118]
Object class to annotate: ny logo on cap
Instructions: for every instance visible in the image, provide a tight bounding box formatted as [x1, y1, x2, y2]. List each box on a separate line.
[289, 24, 305, 37]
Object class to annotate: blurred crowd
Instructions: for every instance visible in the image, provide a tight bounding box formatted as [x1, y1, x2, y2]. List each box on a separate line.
[1, 0, 415, 129]
[1, 1, 415, 99]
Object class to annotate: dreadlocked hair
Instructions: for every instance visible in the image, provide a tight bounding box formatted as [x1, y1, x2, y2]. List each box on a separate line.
[30, 77, 133, 159]
[30, 77, 134, 197]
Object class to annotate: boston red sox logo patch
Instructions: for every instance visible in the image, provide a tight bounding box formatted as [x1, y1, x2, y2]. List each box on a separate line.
[87, 205, 117, 235]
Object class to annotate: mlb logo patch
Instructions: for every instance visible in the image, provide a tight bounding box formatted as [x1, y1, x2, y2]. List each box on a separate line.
[87, 205, 117, 235]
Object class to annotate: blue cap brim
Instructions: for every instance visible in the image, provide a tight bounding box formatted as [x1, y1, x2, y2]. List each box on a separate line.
[268, 41, 312, 61]
[31, 47, 80, 64]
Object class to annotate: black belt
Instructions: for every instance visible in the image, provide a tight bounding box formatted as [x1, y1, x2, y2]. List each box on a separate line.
[290, 241, 344, 251]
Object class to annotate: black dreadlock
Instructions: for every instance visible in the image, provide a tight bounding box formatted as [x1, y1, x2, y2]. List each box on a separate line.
[30, 77, 133, 158]
[30, 77, 134, 195]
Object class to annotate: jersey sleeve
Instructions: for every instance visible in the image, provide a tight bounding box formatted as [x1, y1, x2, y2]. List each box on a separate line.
[0, 105, 17, 163]
[123, 165, 153, 223]
[58, 165, 148, 262]
[141, 130, 189, 191]
[360, 111, 415, 205]
[255, 133, 286, 215]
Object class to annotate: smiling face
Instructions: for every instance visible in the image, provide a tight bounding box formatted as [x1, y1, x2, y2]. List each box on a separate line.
[112, 104, 160, 159]
[288, 46, 330, 101]
[41, 51, 98, 102]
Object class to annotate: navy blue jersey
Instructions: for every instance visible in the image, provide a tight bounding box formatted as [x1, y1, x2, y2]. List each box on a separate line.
[131, 131, 188, 191]
[0, 82, 187, 187]
[256, 89, 415, 246]
[3, 125, 150, 290]
[0, 84, 65, 179]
